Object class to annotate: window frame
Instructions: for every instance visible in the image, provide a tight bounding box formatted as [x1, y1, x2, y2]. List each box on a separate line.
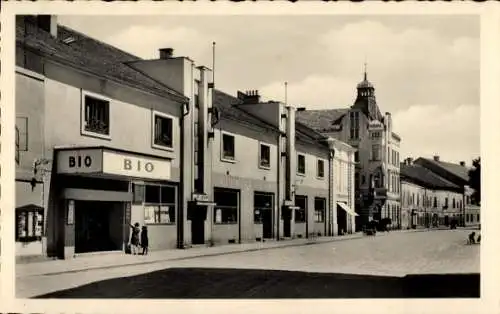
[253, 192, 274, 224]
[214, 188, 240, 225]
[15, 207, 45, 242]
[151, 110, 175, 151]
[258, 142, 271, 170]
[314, 197, 326, 223]
[371, 144, 381, 161]
[143, 183, 177, 225]
[316, 159, 325, 179]
[297, 153, 306, 176]
[221, 131, 236, 163]
[80, 90, 112, 140]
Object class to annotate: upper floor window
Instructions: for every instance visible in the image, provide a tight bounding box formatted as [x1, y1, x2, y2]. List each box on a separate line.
[259, 143, 271, 169]
[15, 117, 28, 151]
[222, 133, 235, 161]
[317, 159, 325, 179]
[444, 197, 449, 208]
[153, 112, 174, 150]
[452, 198, 456, 208]
[371, 144, 381, 161]
[349, 111, 360, 139]
[434, 197, 438, 208]
[371, 132, 381, 139]
[83, 94, 110, 138]
[15, 126, 20, 164]
[297, 154, 306, 175]
[354, 151, 359, 162]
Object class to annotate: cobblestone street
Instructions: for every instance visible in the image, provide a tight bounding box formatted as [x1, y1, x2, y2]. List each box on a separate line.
[17, 229, 480, 298]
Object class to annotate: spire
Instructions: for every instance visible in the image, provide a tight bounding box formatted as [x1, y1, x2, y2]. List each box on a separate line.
[364, 61, 367, 81]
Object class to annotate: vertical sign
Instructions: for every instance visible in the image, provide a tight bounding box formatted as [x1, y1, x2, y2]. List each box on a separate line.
[215, 208, 222, 224]
[67, 200, 75, 225]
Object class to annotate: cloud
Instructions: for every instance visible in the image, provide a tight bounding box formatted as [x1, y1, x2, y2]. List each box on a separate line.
[393, 104, 480, 164]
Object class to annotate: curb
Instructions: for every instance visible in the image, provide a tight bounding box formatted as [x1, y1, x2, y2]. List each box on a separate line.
[27, 234, 365, 277]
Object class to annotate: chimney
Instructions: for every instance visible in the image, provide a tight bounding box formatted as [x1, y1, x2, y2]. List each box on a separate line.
[236, 90, 261, 104]
[406, 157, 413, 165]
[460, 161, 465, 167]
[37, 15, 57, 38]
[159, 48, 174, 59]
[433, 155, 440, 162]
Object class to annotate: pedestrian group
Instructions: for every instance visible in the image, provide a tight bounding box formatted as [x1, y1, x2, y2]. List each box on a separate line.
[129, 222, 149, 255]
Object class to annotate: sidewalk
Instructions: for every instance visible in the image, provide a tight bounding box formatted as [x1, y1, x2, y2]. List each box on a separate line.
[17, 233, 365, 278]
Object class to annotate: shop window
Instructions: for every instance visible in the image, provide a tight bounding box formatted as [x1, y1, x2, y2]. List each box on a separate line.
[153, 112, 173, 149]
[222, 133, 235, 161]
[254, 192, 273, 223]
[83, 94, 110, 137]
[297, 154, 306, 175]
[295, 195, 307, 223]
[15, 117, 28, 151]
[314, 197, 326, 222]
[16, 205, 44, 242]
[317, 159, 325, 179]
[214, 188, 239, 224]
[144, 184, 176, 224]
[259, 143, 271, 169]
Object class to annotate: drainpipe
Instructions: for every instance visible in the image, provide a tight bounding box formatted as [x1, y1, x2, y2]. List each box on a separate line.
[178, 100, 190, 249]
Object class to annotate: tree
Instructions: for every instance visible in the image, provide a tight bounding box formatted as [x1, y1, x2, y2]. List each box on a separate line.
[468, 157, 480, 205]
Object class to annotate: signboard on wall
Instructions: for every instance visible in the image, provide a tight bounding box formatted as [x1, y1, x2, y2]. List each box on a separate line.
[57, 148, 171, 180]
[67, 200, 75, 225]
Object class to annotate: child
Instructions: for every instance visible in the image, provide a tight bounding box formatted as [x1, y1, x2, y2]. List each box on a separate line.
[141, 225, 149, 255]
[129, 222, 140, 255]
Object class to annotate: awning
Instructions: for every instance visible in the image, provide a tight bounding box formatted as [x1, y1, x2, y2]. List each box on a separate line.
[337, 202, 359, 216]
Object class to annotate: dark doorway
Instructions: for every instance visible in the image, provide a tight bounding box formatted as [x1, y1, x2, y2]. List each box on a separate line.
[337, 204, 347, 235]
[444, 215, 449, 226]
[75, 201, 122, 254]
[282, 206, 291, 238]
[189, 203, 206, 245]
[254, 192, 274, 239]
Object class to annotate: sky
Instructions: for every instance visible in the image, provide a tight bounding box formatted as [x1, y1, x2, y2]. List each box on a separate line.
[59, 15, 480, 166]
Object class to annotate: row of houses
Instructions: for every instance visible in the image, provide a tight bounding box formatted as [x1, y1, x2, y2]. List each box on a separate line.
[15, 15, 357, 259]
[14, 15, 479, 260]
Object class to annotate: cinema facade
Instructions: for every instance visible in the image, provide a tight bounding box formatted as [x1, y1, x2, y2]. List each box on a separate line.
[15, 15, 357, 259]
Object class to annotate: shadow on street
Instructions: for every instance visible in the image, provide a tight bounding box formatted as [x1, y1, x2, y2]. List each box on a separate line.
[35, 268, 480, 299]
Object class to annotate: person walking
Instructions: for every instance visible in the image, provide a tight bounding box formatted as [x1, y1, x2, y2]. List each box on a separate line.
[141, 225, 149, 255]
[129, 222, 140, 255]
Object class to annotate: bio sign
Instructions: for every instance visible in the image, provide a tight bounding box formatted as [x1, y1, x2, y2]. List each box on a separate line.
[57, 149, 171, 180]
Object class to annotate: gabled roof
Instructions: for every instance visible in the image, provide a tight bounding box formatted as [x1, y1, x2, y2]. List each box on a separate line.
[212, 90, 281, 132]
[415, 157, 470, 183]
[400, 163, 462, 191]
[295, 121, 329, 149]
[295, 109, 349, 133]
[16, 16, 188, 103]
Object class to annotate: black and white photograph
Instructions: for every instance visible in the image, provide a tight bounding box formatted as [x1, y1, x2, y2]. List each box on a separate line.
[1, 2, 499, 313]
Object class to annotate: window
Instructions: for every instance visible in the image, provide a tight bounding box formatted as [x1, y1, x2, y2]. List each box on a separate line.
[214, 188, 239, 224]
[362, 174, 366, 185]
[297, 154, 306, 175]
[222, 133, 235, 161]
[355, 173, 360, 189]
[295, 195, 307, 223]
[153, 112, 173, 149]
[371, 132, 381, 139]
[354, 151, 359, 162]
[444, 198, 449, 208]
[16, 206, 44, 242]
[434, 197, 438, 208]
[254, 192, 273, 224]
[15, 117, 28, 151]
[350, 111, 359, 139]
[314, 197, 326, 222]
[144, 184, 176, 224]
[15, 126, 20, 164]
[259, 143, 271, 168]
[477, 214, 480, 222]
[452, 198, 456, 208]
[83, 94, 110, 136]
[317, 159, 325, 178]
[372, 145, 381, 161]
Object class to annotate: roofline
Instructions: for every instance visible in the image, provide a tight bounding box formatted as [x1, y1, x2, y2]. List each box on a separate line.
[400, 174, 462, 192]
[17, 41, 189, 104]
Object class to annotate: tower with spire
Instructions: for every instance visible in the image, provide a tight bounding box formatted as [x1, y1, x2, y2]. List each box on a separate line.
[351, 63, 383, 122]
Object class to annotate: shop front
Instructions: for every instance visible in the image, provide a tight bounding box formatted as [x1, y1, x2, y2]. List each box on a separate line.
[336, 201, 358, 235]
[54, 147, 173, 258]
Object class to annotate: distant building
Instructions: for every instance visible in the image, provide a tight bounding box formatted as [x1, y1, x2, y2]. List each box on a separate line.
[400, 158, 465, 229]
[297, 70, 401, 230]
[414, 156, 479, 227]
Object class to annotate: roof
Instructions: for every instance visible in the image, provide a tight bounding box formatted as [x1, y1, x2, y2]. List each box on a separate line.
[295, 121, 329, 148]
[16, 17, 188, 103]
[295, 109, 349, 133]
[357, 78, 374, 89]
[416, 158, 471, 182]
[400, 163, 462, 191]
[212, 90, 281, 132]
[392, 132, 401, 141]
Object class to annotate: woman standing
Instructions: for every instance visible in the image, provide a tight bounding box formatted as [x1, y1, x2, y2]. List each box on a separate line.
[141, 226, 149, 255]
[129, 222, 140, 255]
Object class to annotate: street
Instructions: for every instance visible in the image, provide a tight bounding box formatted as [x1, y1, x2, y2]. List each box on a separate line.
[17, 229, 480, 298]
